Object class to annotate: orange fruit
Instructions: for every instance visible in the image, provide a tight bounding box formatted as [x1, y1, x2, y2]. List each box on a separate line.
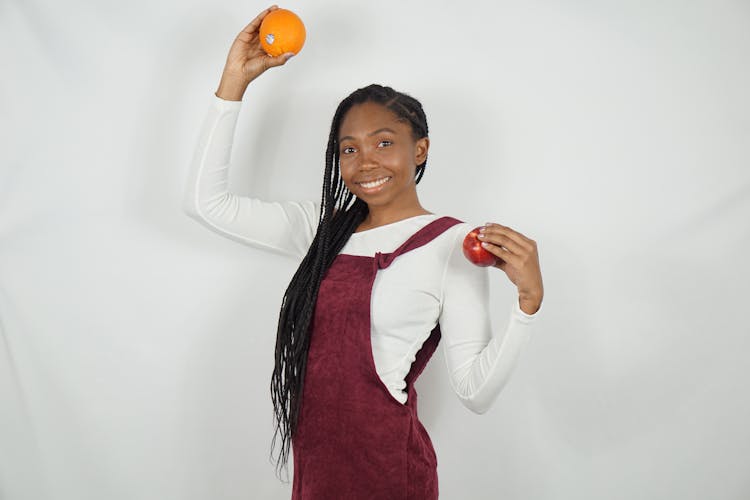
[259, 8, 306, 57]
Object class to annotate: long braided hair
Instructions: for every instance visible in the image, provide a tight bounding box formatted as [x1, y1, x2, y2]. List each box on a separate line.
[269, 83, 430, 480]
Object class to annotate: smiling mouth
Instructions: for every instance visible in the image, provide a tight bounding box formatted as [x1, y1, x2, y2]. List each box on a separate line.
[357, 176, 392, 189]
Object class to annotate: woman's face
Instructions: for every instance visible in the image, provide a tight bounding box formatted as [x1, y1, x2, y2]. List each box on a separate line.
[337, 101, 428, 210]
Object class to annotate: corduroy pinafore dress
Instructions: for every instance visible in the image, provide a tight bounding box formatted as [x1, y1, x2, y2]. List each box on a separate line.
[291, 216, 462, 500]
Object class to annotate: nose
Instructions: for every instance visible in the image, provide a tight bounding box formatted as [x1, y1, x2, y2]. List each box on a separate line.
[356, 146, 378, 171]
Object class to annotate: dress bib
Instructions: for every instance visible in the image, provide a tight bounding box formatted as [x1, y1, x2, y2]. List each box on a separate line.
[291, 216, 462, 500]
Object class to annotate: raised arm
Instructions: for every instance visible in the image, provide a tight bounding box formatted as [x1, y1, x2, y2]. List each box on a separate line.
[182, 5, 319, 259]
[439, 225, 540, 414]
[182, 95, 319, 258]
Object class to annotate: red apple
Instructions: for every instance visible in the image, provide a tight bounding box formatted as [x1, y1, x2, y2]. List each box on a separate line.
[463, 226, 498, 267]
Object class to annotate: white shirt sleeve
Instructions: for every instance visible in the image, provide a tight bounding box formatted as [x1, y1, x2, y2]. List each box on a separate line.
[182, 93, 320, 259]
[439, 226, 539, 414]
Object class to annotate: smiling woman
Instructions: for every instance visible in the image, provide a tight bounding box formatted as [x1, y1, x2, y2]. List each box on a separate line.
[337, 101, 432, 231]
[182, 4, 544, 499]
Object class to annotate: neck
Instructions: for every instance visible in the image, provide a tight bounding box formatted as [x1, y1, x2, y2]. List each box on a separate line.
[358, 198, 431, 232]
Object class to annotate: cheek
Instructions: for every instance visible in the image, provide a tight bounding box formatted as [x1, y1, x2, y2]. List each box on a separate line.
[338, 159, 350, 175]
[338, 162, 357, 188]
[376, 150, 407, 171]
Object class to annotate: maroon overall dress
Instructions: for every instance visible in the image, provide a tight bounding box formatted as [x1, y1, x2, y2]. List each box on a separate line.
[291, 216, 462, 500]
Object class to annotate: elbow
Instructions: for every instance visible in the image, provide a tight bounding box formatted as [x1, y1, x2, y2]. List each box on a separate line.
[460, 395, 494, 415]
[181, 189, 202, 220]
[182, 204, 201, 223]
[453, 377, 498, 415]
[182, 199, 198, 219]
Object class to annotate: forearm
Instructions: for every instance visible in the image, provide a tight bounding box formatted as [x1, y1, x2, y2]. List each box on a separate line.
[444, 299, 535, 414]
[182, 94, 242, 217]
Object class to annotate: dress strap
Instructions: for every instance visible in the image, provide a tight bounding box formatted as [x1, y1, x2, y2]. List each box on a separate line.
[375, 216, 463, 270]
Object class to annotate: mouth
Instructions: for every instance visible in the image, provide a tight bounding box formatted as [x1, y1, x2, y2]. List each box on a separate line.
[356, 176, 392, 192]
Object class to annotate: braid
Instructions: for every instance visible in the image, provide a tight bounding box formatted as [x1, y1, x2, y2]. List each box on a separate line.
[269, 84, 430, 482]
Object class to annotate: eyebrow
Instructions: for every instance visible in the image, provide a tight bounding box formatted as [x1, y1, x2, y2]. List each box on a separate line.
[338, 127, 397, 143]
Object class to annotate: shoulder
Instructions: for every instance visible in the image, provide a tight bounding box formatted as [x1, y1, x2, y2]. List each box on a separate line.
[432, 216, 487, 273]
[423, 216, 480, 267]
[430, 215, 480, 247]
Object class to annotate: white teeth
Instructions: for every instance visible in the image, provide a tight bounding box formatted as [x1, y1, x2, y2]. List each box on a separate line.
[360, 177, 391, 189]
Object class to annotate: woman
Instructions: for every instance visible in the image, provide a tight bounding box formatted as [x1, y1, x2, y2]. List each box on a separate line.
[183, 5, 544, 499]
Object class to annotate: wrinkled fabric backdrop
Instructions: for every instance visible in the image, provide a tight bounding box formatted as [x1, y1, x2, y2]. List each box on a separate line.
[2, 0, 748, 499]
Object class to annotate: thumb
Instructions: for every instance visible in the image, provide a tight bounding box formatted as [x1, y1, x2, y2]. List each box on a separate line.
[268, 52, 296, 68]
[493, 259, 508, 272]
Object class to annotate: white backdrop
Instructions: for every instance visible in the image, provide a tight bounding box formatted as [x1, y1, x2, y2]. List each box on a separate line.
[2, 0, 749, 499]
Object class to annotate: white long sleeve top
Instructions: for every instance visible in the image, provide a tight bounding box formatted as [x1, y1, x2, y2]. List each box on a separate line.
[182, 94, 540, 414]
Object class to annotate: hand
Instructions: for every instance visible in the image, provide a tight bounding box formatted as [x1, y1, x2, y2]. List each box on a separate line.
[217, 5, 295, 96]
[477, 223, 544, 314]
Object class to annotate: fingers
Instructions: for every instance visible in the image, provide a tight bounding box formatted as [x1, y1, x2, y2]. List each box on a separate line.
[484, 222, 532, 243]
[242, 4, 279, 35]
[477, 222, 543, 302]
[264, 52, 296, 69]
[477, 224, 528, 255]
[477, 222, 538, 268]
[483, 241, 518, 267]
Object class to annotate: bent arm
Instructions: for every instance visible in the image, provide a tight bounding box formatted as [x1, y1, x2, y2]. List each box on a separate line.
[182, 94, 320, 259]
[439, 225, 539, 414]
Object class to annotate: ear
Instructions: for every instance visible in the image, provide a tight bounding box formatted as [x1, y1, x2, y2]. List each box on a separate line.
[414, 137, 429, 165]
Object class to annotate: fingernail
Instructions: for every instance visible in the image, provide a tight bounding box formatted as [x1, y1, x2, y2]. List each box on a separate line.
[481, 242, 489, 248]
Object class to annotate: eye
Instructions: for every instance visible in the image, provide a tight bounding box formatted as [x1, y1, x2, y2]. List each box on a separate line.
[341, 140, 391, 155]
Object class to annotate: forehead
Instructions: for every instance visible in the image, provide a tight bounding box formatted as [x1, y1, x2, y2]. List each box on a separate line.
[338, 102, 408, 140]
